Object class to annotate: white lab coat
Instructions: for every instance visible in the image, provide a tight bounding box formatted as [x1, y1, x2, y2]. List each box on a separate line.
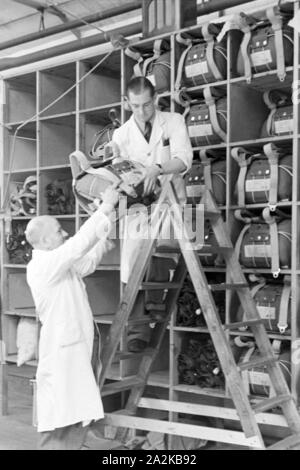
[26, 209, 111, 432]
[112, 110, 193, 283]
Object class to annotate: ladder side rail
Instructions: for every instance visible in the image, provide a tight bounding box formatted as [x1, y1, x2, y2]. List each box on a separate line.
[99, 178, 173, 388]
[167, 185, 264, 444]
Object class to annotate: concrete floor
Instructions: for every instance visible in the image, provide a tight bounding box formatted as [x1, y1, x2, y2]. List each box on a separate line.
[0, 365, 240, 451]
[0, 364, 123, 450]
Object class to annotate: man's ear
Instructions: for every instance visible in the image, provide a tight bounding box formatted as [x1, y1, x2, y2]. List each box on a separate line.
[40, 234, 49, 249]
[124, 96, 131, 112]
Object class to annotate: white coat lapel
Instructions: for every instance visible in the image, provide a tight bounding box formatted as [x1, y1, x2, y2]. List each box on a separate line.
[148, 111, 164, 151]
[129, 115, 149, 152]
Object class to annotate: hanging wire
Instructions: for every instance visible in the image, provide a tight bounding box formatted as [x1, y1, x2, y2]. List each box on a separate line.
[39, 9, 46, 31]
[45, 0, 110, 38]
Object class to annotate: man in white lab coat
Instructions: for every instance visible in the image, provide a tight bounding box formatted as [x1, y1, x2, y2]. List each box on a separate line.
[25, 186, 119, 450]
[112, 76, 193, 352]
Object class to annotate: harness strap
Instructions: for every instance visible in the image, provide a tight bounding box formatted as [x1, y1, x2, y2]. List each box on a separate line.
[266, 7, 286, 82]
[203, 87, 226, 142]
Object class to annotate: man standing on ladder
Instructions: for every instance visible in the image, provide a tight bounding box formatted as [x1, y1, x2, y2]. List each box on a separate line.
[112, 76, 193, 352]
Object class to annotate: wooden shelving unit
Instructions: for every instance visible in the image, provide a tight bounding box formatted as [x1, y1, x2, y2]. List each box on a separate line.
[0, 0, 299, 444]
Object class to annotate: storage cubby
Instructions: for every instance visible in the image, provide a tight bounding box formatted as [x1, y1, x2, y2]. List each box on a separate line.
[79, 52, 121, 110]
[85, 271, 120, 317]
[4, 220, 32, 265]
[39, 168, 74, 216]
[5, 73, 36, 124]
[39, 115, 75, 167]
[3, 122, 37, 172]
[39, 63, 76, 117]
[79, 107, 121, 158]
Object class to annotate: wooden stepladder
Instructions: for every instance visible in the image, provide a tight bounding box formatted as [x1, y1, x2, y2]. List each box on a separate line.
[99, 178, 300, 450]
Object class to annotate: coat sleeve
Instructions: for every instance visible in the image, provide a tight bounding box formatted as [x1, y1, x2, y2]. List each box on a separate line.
[112, 126, 130, 160]
[168, 113, 193, 174]
[73, 239, 114, 278]
[42, 210, 112, 283]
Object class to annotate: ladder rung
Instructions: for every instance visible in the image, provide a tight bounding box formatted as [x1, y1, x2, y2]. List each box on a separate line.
[203, 210, 221, 220]
[224, 319, 265, 330]
[115, 348, 155, 361]
[155, 246, 232, 255]
[267, 433, 300, 450]
[127, 317, 167, 326]
[198, 246, 232, 254]
[209, 283, 248, 291]
[239, 356, 277, 371]
[145, 303, 166, 312]
[253, 395, 292, 414]
[101, 377, 144, 396]
[140, 282, 182, 290]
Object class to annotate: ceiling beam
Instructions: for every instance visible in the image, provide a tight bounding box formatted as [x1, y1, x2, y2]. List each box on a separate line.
[11, 0, 81, 38]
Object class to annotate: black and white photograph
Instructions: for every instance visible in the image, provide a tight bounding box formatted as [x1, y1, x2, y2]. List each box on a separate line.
[0, 0, 299, 453]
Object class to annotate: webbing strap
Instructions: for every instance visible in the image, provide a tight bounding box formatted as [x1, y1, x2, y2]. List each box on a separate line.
[202, 24, 223, 81]
[263, 207, 280, 277]
[241, 280, 266, 325]
[231, 147, 252, 207]
[199, 149, 213, 191]
[234, 223, 250, 262]
[266, 7, 286, 82]
[125, 47, 144, 76]
[264, 143, 282, 211]
[142, 39, 164, 76]
[175, 33, 193, 91]
[239, 15, 253, 83]
[203, 87, 226, 142]
[278, 275, 291, 334]
[241, 346, 256, 395]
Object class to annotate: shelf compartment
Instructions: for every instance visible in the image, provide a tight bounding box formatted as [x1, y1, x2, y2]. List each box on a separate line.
[147, 370, 170, 388]
[4, 220, 32, 266]
[5, 73, 36, 123]
[228, 330, 291, 341]
[79, 102, 122, 114]
[4, 308, 36, 318]
[94, 314, 115, 325]
[3, 264, 27, 269]
[39, 167, 74, 216]
[4, 125, 37, 172]
[229, 202, 292, 210]
[39, 63, 76, 117]
[6, 271, 34, 311]
[39, 111, 76, 121]
[229, 135, 293, 148]
[39, 115, 75, 167]
[85, 271, 120, 318]
[79, 53, 121, 110]
[39, 164, 71, 171]
[173, 383, 227, 398]
[6, 354, 37, 368]
[230, 67, 294, 92]
[79, 107, 121, 157]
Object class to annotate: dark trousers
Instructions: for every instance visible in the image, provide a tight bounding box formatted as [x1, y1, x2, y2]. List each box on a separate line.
[127, 256, 176, 343]
[38, 422, 89, 450]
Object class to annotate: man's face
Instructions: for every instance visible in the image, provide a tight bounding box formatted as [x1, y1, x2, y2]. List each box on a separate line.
[43, 218, 68, 250]
[127, 89, 156, 126]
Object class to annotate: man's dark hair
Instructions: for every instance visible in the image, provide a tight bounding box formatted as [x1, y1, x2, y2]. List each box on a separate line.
[126, 76, 155, 98]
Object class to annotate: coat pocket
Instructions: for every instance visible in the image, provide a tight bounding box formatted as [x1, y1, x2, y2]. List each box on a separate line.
[59, 322, 84, 347]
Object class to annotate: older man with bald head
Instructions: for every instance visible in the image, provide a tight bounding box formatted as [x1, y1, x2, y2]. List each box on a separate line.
[25, 186, 119, 450]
